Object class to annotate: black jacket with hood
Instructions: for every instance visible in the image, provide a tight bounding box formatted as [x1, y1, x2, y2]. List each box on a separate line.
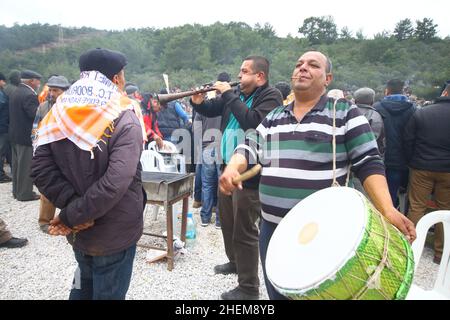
[374, 98, 416, 169]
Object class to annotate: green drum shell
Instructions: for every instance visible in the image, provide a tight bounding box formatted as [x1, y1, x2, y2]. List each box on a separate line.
[278, 198, 415, 300]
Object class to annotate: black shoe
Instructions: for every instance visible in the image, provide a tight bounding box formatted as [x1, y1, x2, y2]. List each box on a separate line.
[39, 224, 50, 234]
[0, 175, 12, 183]
[18, 193, 40, 202]
[220, 287, 259, 300]
[0, 237, 28, 248]
[214, 262, 237, 275]
[433, 255, 442, 264]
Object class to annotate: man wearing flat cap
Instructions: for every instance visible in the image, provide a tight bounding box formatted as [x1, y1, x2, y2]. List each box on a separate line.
[125, 84, 142, 103]
[8, 69, 42, 201]
[31, 48, 147, 300]
[32, 75, 70, 234]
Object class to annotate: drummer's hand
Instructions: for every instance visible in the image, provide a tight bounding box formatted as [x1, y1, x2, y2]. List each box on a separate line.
[191, 87, 206, 105]
[213, 81, 232, 94]
[383, 208, 416, 243]
[219, 167, 242, 196]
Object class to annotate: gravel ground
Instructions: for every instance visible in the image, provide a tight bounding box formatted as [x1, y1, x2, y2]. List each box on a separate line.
[0, 167, 439, 300]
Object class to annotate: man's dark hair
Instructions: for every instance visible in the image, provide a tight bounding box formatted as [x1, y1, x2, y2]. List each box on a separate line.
[275, 81, 291, 99]
[386, 79, 404, 94]
[8, 70, 21, 86]
[244, 55, 270, 78]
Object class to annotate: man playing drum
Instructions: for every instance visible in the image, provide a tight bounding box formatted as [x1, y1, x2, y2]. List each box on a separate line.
[219, 51, 416, 300]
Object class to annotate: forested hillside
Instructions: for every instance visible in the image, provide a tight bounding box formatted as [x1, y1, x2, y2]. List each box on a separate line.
[1, 19, 449, 99]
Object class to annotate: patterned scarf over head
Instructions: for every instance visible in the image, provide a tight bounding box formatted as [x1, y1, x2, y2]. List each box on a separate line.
[33, 71, 146, 156]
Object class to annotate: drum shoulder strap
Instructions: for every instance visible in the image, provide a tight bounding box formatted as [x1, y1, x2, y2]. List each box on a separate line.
[331, 99, 351, 187]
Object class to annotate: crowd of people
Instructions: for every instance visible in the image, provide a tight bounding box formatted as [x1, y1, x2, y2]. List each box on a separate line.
[0, 47, 448, 300]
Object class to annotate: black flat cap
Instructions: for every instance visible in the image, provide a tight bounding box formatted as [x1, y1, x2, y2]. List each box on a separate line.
[79, 48, 127, 80]
[21, 70, 42, 80]
[0, 72, 6, 81]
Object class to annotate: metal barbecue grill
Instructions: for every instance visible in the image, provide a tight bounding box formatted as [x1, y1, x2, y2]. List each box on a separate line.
[141, 171, 194, 271]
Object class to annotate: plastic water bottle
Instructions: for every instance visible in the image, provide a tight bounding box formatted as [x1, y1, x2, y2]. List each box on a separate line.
[185, 212, 197, 248]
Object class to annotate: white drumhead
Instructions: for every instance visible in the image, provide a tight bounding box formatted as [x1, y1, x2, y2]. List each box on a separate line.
[266, 187, 368, 293]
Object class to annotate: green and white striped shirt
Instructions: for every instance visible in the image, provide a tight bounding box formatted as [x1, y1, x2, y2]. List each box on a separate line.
[235, 95, 385, 224]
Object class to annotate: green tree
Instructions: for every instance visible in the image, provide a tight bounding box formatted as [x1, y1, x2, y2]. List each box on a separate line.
[161, 27, 212, 71]
[355, 29, 365, 40]
[254, 23, 277, 38]
[298, 16, 338, 44]
[394, 19, 414, 41]
[340, 27, 353, 40]
[207, 23, 238, 65]
[415, 18, 438, 42]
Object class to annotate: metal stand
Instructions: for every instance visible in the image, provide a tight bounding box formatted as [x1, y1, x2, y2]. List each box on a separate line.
[140, 172, 194, 271]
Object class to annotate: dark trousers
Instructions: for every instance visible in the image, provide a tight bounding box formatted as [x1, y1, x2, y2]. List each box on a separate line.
[0, 133, 11, 178]
[218, 187, 260, 295]
[259, 219, 288, 300]
[194, 163, 202, 202]
[11, 143, 34, 200]
[69, 245, 136, 300]
[386, 168, 409, 209]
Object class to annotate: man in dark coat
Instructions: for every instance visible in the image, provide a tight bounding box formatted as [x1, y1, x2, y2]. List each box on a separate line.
[190, 55, 283, 300]
[374, 79, 416, 210]
[31, 48, 146, 300]
[0, 72, 12, 183]
[403, 83, 450, 264]
[8, 70, 42, 201]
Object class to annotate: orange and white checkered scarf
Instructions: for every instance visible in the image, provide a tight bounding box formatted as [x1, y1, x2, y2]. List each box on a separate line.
[33, 71, 146, 156]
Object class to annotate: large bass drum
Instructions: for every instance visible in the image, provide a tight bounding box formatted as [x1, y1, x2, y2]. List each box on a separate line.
[265, 187, 414, 300]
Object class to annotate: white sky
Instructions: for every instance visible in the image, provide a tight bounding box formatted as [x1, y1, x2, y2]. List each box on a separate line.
[1, 0, 449, 38]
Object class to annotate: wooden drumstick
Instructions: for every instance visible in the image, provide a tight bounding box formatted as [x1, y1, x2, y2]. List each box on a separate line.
[232, 164, 262, 184]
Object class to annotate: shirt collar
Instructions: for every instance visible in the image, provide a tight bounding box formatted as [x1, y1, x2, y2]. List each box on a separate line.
[21, 83, 37, 95]
[284, 94, 329, 114]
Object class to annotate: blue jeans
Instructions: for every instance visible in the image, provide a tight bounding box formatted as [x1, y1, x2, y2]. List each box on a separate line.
[200, 148, 220, 224]
[259, 220, 288, 300]
[386, 168, 409, 209]
[69, 245, 136, 300]
[194, 163, 202, 202]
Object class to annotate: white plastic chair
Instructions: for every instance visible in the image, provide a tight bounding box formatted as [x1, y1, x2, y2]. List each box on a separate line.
[147, 141, 186, 174]
[140, 150, 164, 172]
[406, 210, 450, 300]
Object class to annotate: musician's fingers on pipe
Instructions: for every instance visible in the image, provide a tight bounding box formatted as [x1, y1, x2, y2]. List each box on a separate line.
[191, 91, 205, 104]
[213, 81, 232, 94]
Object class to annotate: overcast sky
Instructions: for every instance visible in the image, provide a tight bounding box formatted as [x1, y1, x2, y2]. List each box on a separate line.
[1, 0, 449, 38]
